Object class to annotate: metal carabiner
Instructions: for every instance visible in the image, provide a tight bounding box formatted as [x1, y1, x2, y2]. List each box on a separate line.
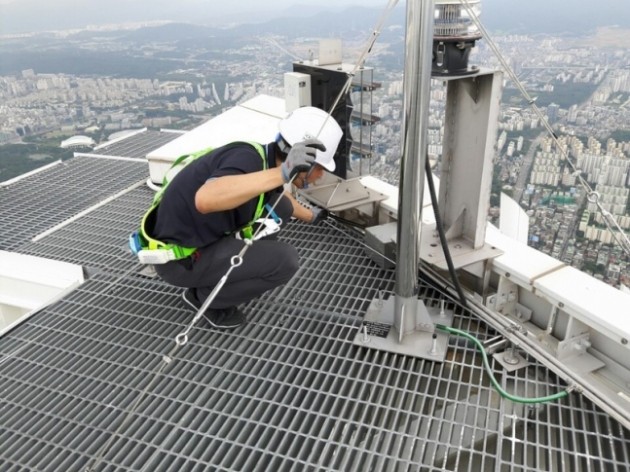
[251, 218, 282, 240]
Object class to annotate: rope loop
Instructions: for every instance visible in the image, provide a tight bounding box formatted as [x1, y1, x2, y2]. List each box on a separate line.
[175, 332, 189, 346]
[587, 191, 600, 204]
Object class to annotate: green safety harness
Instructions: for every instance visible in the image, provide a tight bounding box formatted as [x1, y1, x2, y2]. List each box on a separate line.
[129, 142, 268, 264]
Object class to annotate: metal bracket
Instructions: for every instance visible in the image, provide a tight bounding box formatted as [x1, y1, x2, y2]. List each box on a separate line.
[524, 315, 605, 375]
[354, 295, 454, 362]
[556, 332, 593, 361]
[488, 275, 518, 317]
[514, 303, 533, 323]
[420, 222, 503, 271]
[494, 345, 529, 372]
[299, 177, 387, 212]
[444, 208, 466, 241]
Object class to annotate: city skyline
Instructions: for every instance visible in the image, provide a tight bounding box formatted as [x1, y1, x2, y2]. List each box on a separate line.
[1, 2, 629, 288]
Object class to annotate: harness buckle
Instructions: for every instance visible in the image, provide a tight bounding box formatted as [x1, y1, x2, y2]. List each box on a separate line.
[235, 218, 281, 241]
[128, 232, 143, 255]
[137, 248, 177, 265]
[252, 218, 281, 240]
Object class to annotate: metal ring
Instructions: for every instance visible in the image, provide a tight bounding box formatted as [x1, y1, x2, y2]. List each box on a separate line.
[175, 333, 188, 346]
[231, 255, 243, 267]
[587, 191, 600, 204]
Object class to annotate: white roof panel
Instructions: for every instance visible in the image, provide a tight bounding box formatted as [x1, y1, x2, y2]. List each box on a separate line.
[486, 225, 565, 288]
[239, 94, 288, 117]
[146, 96, 287, 182]
[147, 95, 286, 163]
[534, 266, 630, 344]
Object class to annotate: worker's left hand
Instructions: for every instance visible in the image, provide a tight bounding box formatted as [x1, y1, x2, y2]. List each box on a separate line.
[281, 139, 326, 183]
[310, 206, 328, 225]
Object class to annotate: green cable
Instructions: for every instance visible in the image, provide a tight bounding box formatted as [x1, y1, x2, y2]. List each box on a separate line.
[436, 324, 571, 404]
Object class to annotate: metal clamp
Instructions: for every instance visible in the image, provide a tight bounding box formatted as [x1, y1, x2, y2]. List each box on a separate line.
[251, 218, 282, 240]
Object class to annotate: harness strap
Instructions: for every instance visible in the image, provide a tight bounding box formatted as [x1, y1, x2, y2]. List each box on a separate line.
[140, 206, 197, 258]
[233, 142, 267, 240]
[136, 142, 268, 262]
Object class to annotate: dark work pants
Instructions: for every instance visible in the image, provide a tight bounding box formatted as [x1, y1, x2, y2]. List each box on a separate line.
[154, 195, 298, 309]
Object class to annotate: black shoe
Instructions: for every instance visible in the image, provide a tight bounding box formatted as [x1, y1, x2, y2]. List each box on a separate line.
[182, 289, 246, 329]
[204, 306, 246, 329]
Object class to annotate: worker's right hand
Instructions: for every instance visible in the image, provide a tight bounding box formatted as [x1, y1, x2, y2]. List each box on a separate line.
[310, 206, 328, 225]
[280, 139, 326, 183]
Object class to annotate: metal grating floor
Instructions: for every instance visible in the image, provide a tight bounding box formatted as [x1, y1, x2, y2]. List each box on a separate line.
[1, 158, 629, 471]
[89, 130, 183, 160]
[0, 155, 147, 252]
[16, 187, 154, 275]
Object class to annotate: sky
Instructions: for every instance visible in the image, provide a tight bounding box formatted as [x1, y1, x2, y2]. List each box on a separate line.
[0, 0, 388, 33]
[0, 0, 629, 35]
[0, 0, 378, 35]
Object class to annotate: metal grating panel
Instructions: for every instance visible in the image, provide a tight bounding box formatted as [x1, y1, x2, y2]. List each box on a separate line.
[1, 222, 629, 472]
[91, 130, 182, 159]
[0, 156, 147, 251]
[17, 187, 153, 275]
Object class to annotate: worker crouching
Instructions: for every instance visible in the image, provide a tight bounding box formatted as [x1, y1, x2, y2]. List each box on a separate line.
[143, 107, 342, 329]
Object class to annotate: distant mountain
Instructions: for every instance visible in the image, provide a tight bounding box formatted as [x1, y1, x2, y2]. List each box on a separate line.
[120, 23, 216, 42]
[2, 0, 629, 37]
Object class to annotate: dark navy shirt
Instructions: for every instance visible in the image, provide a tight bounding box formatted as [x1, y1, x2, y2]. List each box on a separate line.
[152, 142, 281, 248]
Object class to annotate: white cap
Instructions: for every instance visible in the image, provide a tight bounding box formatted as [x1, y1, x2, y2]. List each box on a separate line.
[278, 106, 343, 172]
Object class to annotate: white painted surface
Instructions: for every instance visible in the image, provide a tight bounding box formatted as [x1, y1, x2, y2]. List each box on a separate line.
[146, 95, 287, 183]
[534, 266, 630, 344]
[499, 192, 529, 244]
[0, 251, 84, 337]
[486, 225, 565, 288]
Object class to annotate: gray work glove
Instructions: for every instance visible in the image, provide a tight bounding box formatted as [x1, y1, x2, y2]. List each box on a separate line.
[280, 138, 326, 183]
[310, 206, 328, 225]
